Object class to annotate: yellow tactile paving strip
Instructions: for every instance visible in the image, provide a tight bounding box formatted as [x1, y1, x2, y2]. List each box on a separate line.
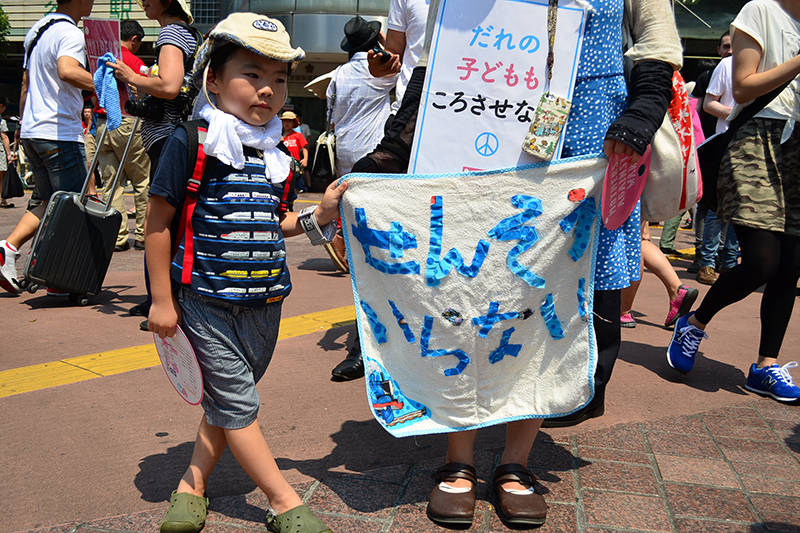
[0, 305, 356, 399]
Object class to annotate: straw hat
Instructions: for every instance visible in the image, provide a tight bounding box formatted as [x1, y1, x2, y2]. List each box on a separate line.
[135, 0, 194, 25]
[279, 111, 298, 122]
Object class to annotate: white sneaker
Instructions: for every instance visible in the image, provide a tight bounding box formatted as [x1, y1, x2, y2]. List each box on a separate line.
[0, 240, 22, 294]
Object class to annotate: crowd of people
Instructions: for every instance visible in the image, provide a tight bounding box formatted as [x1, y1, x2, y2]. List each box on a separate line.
[0, 0, 798, 532]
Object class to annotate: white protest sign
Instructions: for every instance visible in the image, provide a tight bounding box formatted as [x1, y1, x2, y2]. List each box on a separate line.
[342, 155, 604, 437]
[409, 0, 587, 173]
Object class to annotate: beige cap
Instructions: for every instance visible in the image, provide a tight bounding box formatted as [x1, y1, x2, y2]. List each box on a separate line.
[192, 12, 305, 88]
[135, 0, 194, 25]
[279, 111, 298, 121]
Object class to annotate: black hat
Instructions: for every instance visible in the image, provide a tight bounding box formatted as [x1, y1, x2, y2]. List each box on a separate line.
[341, 16, 381, 53]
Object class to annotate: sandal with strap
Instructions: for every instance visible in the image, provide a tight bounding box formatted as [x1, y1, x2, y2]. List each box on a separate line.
[160, 490, 209, 533]
[492, 463, 547, 528]
[426, 462, 477, 528]
[266, 504, 332, 533]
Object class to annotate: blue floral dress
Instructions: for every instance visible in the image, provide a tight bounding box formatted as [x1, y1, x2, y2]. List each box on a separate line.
[562, 0, 642, 291]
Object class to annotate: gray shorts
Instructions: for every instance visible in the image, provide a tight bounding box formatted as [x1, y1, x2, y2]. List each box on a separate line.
[177, 286, 283, 429]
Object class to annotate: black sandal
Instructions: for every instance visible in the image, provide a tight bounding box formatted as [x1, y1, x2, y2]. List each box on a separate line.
[493, 463, 547, 528]
[0, 202, 14, 208]
[426, 462, 477, 528]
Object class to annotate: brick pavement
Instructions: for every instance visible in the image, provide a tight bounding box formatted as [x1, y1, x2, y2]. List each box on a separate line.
[4, 193, 800, 533]
[16, 399, 800, 533]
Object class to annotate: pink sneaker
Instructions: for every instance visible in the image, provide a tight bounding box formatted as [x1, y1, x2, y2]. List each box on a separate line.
[665, 284, 699, 327]
[620, 312, 636, 328]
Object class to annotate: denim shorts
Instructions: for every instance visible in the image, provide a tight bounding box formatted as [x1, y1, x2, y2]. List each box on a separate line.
[21, 139, 87, 204]
[177, 286, 283, 429]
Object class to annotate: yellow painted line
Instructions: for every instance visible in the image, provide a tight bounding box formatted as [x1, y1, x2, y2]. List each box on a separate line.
[0, 305, 356, 399]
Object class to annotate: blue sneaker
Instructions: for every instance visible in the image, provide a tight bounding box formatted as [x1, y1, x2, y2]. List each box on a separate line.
[666, 312, 708, 374]
[745, 362, 800, 403]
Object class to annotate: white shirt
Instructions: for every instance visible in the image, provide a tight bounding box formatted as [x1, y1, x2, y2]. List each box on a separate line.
[327, 52, 397, 177]
[21, 14, 87, 143]
[707, 56, 735, 134]
[730, 0, 800, 142]
[387, 0, 430, 111]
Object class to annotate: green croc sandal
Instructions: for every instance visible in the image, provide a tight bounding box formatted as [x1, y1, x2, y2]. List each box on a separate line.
[160, 490, 209, 533]
[266, 504, 333, 533]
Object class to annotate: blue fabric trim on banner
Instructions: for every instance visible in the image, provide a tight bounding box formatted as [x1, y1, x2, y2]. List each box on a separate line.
[360, 300, 389, 344]
[489, 327, 522, 364]
[389, 300, 416, 343]
[426, 196, 490, 287]
[352, 208, 420, 275]
[577, 278, 588, 320]
[488, 195, 546, 288]
[421, 315, 470, 376]
[540, 294, 565, 340]
[472, 301, 520, 338]
[560, 198, 597, 263]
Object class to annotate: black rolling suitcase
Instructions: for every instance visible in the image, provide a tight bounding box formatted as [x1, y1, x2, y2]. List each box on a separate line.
[22, 119, 141, 305]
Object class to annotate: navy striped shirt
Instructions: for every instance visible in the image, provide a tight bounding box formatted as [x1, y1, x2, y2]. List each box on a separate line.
[141, 24, 197, 151]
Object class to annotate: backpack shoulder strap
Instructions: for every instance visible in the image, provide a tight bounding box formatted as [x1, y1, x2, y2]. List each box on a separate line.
[170, 21, 205, 68]
[175, 119, 215, 284]
[26, 17, 74, 64]
[276, 142, 295, 214]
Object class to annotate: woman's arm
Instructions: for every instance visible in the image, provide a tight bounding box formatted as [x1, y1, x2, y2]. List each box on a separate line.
[108, 44, 185, 100]
[1, 132, 11, 163]
[604, 0, 682, 162]
[145, 195, 181, 338]
[731, 30, 800, 103]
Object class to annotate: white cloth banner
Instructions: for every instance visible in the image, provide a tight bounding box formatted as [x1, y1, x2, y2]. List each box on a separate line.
[409, 0, 587, 173]
[341, 155, 605, 438]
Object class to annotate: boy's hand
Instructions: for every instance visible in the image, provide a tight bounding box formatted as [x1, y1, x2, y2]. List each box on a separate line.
[148, 296, 183, 339]
[315, 179, 349, 226]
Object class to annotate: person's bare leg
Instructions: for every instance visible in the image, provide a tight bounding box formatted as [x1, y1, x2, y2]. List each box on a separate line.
[442, 429, 478, 489]
[498, 419, 542, 491]
[620, 279, 642, 315]
[224, 419, 303, 514]
[6, 210, 43, 249]
[641, 239, 682, 300]
[175, 416, 228, 497]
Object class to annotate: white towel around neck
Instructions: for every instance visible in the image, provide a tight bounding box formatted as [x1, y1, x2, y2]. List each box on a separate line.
[199, 104, 292, 184]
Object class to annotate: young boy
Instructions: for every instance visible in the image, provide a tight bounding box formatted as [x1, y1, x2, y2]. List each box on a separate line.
[145, 13, 346, 533]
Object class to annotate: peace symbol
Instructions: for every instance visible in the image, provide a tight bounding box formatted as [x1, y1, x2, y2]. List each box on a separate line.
[475, 132, 499, 157]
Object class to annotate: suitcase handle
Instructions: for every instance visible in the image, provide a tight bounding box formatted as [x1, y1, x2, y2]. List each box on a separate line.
[79, 117, 143, 212]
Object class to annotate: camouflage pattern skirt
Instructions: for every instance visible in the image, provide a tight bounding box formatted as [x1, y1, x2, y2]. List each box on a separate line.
[718, 118, 800, 237]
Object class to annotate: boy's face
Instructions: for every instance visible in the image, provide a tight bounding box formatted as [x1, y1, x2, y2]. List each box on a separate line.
[207, 49, 288, 127]
[281, 119, 294, 131]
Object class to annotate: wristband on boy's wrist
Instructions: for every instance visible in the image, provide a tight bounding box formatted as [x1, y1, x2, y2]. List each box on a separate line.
[298, 205, 336, 246]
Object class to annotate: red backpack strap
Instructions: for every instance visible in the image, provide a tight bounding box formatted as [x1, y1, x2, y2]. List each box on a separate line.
[175, 120, 213, 285]
[276, 142, 295, 213]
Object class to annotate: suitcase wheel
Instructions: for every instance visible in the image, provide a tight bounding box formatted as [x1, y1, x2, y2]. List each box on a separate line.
[68, 294, 90, 306]
[18, 278, 29, 290]
[27, 283, 39, 294]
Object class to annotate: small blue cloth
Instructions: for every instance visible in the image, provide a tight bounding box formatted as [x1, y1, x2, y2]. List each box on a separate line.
[94, 52, 121, 131]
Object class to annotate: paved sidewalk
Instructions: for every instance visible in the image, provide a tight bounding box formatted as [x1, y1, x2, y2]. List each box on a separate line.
[4, 194, 799, 533]
[22, 399, 800, 533]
